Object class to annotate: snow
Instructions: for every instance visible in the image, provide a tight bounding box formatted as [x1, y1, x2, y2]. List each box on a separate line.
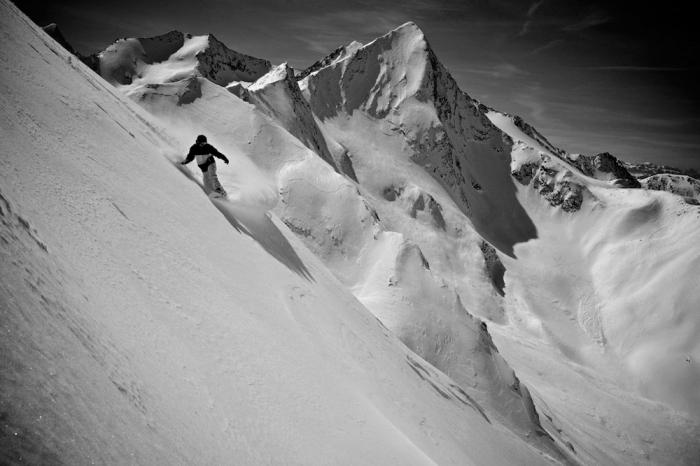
[641, 173, 700, 201]
[290, 26, 700, 464]
[487, 111, 557, 157]
[3, 1, 700, 464]
[487, 107, 700, 459]
[1, 1, 557, 464]
[488, 107, 700, 420]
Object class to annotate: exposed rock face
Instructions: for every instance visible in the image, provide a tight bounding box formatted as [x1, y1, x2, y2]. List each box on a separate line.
[479, 241, 505, 296]
[533, 167, 585, 212]
[296, 41, 363, 81]
[337, 150, 358, 182]
[409, 191, 446, 231]
[566, 152, 640, 187]
[511, 160, 539, 185]
[98, 38, 147, 85]
[242, 64, 337, 171]
[137, 30, 184, 62]
[512, 115, 564, 157]
[512, 154, 587, 212]
[301, 22, 537, 256]
[42, 23, 75, 54]
[196, 34, 271, 86]
[641, 174, 700, 204]
[625, 161, 700, 180]
[95, 32, 271, 87]
[382, 184, 447, 230]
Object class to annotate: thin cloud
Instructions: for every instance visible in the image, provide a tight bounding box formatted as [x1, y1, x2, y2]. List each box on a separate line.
[585, 66, 687, 72]
[528, 39, 564, 55]
[563, 11, 611, 32]
[513, 91, 546, 121]
[461, 63, 529, 79]
[517, 20, 532, 37]
[517, 0, 545, 37]
[527, 0, 545, 17]
[290, 10, 408, 55]
[549, 101, 698, 129]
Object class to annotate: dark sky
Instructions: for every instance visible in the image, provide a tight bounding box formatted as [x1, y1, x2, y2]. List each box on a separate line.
[15, 0, 700, 170]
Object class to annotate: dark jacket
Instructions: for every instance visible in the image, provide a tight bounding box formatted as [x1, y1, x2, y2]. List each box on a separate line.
[182, 143, 229, 171]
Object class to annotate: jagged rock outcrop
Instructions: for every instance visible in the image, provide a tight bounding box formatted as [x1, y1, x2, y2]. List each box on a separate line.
[624, 161, 700, 180]
[234, 64, 338, 171]
[137, 30, 184, 62]
[511, 115, 565, 157]
[565, 152, 640, 187]
[381, 184, 446, 230]
[381, 238, 560, 455]
[296, 41, 363, 81]
[196, 34, 271, 86]
[301, 22, 537, 257]
[479, 241, 505, 296]
[511, 152, 588, 212]
[96, 31, 271, 87]
[42, 23, 75, 54]
[641, 174, 700, 204]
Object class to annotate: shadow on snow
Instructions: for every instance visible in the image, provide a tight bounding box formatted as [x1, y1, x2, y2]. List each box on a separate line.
[174, 161, 314, 281]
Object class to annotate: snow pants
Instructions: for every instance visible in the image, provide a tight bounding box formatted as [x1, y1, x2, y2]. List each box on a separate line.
[202, 162, 226, 196]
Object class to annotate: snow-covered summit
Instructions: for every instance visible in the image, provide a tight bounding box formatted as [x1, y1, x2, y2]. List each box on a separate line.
[296, 40, 364, 81]
[235, 63, 339, 171]
[97, 31, 271, 87]
[298, 21, 538, 257]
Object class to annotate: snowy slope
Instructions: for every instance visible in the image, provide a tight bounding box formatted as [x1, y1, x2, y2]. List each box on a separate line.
[103, 19, 700, 465]
[98, 30, 271, 87]
[0, 1, 563, 464]
[230, 63, 339, 171]
[487, 82, 700, 464]
[641, 173, 700, 202]
[300, 23, 538, 259]
[101, 22, 570, 459]
[7, 3, 700, 465]
[291, 23, 700, 464]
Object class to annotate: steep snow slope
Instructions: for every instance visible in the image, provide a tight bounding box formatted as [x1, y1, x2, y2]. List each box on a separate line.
[46, 11, 700, 466]
[294, 22, 700, 464]
[487, 86, 700, 463]
[0, 2, 560, 464]
[229, 63, 339, 171]
[102, 24, 572, 459]
[301, 23, 538, 259]
[107, 45, 566, 466]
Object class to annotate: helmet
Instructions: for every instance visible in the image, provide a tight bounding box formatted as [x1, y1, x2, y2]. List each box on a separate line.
[196, 134, 207, 143]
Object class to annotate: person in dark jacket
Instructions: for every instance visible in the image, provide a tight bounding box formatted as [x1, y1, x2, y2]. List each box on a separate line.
[181, 135, 229, 196]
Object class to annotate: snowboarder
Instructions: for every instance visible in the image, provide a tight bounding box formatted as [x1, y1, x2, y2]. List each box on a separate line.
[181, 135, 229, 196]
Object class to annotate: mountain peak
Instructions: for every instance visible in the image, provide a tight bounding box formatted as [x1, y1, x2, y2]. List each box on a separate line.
[95, 30, 271, 87]
[370, 20, 428, 54]
[389, 21, 424, 37]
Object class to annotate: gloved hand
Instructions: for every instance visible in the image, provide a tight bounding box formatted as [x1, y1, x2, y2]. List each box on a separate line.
[222, 156, 230, 164]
